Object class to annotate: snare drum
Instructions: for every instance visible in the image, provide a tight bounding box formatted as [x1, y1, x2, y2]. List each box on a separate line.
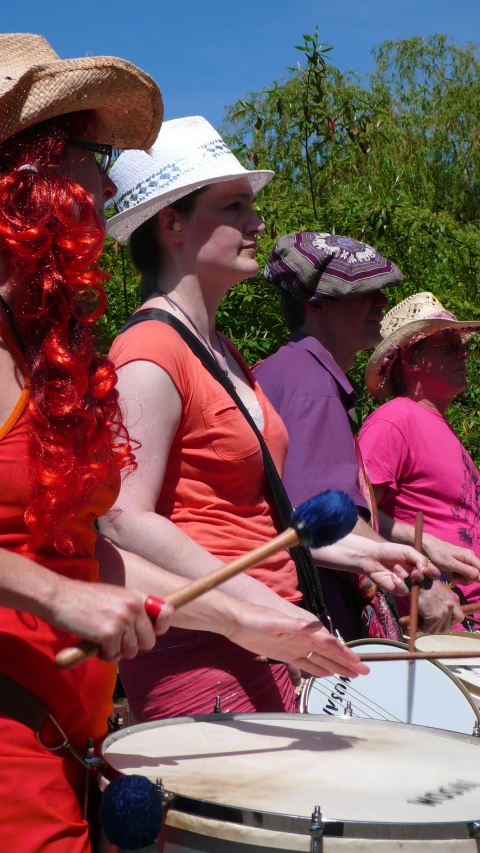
[100, 713, 480, 852]
[415, 633, 480, 708]
[300, 639, 480, 734]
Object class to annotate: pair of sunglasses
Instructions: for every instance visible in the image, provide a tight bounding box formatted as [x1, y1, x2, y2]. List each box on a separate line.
[70, 141, 113, 174]
[429, 334, 467, 355]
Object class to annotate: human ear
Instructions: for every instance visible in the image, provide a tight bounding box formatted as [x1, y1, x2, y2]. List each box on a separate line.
[305, 300, 324, 317]
[158, 207, 183, 242]
[402, 349, 421, 373]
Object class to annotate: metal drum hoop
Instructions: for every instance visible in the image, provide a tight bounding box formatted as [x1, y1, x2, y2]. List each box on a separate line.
[100, 712, 480, 842]
[299, 637, 480, 720]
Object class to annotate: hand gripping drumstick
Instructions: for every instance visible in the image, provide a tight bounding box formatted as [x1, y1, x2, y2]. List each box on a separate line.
[55, 489, 358, 671]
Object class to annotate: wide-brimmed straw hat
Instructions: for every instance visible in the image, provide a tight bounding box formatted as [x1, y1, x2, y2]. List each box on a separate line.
[107, 116, 274, 242]
[0, 33, 163, 149]
[366, 291, 480, 400]
[264, 232, 403, 301]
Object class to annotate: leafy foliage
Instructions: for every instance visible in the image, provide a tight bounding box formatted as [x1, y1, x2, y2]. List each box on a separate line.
[100, 31, 480, 459]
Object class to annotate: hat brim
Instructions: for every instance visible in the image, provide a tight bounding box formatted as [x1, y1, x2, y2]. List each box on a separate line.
[366, 317, 480, 400]
[107, 169, 274, 242]
[0, 55, 163, 149]
[306, 274, 402, 301]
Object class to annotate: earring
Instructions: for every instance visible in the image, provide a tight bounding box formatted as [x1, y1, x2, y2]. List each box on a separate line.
[172, 222, 182, 232]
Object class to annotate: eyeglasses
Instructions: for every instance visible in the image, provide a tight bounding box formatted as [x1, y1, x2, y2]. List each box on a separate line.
[428, 334, 467, 355]
[70, 141, 113, 174]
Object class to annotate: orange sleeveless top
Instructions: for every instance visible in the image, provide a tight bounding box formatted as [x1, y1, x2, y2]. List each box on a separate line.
[110, 320, 301, 602]
[0, 325, 117, 746]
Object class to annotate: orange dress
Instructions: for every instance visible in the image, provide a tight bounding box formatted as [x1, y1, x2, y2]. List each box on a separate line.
[0, 324, 118, 853]
[110, 319, 300, 720]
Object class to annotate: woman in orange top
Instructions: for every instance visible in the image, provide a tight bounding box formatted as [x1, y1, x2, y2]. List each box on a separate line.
[0, 38, 374, 853]
[103, 117, 429, 721]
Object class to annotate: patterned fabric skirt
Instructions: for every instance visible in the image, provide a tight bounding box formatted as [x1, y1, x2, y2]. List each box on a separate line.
[119, 628, 297, 722]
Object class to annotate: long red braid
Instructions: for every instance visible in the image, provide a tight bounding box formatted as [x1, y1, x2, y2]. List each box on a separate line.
[0, 113, 135, 556]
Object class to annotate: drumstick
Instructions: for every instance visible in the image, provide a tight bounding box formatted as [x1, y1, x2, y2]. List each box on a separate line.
[399, 601, 480, 627]
[458, 602, 480, 616]
[360, 650, 480, 662]
[55, 489, 358, 671]
[408, 511, 424, 654]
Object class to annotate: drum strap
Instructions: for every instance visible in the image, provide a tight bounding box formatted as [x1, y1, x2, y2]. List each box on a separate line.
[120, 308, 331, 627]
[0, 672, 49, 732]
[0, 672, 98, 771]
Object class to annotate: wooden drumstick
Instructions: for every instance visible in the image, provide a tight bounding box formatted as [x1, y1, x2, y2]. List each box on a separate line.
[55, 489, 358, 670]
[400, 602, 480, 627]
[360, 649, 480, 662]
[55, 533, 303, 670]
[408, 511, 424, 653]
[458, 601, 480, 617]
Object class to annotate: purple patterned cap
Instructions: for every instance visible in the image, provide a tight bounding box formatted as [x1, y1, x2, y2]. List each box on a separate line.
[264, 232, 403, 301]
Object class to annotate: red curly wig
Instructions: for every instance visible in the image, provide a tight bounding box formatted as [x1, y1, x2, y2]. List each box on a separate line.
[0, 113, 135, 556]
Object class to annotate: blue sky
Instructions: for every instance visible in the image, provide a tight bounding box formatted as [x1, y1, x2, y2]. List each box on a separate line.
[5, 1, 479, 128]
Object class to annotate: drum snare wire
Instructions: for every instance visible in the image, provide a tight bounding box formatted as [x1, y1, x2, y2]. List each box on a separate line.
[310, 676, 403, 722]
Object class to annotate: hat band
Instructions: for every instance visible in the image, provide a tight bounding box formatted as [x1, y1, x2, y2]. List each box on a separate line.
[427, 310, 456, 321]
[115, 137, 234, 213]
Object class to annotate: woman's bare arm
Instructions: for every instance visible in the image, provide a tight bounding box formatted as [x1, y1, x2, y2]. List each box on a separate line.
[96, 533, 369, 679]
[0, 547, 167, 661]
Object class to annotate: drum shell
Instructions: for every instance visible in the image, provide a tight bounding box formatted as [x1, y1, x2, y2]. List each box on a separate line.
[414, 632, 480, 708]
[299, 638, 480, 734]
[100, 814, 480, 852]
[100, 813, 480, 853]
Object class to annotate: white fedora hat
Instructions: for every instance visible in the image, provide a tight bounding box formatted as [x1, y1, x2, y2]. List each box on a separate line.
[366, 291, 480, 400]
[107, 116, 274, 242]
[0, 33, 163, 149]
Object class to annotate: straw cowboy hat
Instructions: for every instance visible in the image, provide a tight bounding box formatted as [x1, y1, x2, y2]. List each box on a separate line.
[366, 291, 480, 400]
[0, 33, 163, 149]
[107, 115, 274, 242]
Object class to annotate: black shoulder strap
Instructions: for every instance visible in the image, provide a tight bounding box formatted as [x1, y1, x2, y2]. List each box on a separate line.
[121, 308, 328, 623]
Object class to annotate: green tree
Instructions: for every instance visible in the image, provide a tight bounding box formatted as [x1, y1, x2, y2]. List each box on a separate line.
[100, 32, 480, 459]
[219, 32, 480, 458]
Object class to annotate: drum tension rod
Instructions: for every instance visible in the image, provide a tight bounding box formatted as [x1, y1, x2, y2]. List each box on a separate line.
[473, 721, 480, 739]
[468, 821, 480, 839]
[310, 805, 324, 852]
[155, 778, 173, 807]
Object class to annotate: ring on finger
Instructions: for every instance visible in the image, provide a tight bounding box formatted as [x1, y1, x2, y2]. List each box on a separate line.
[305, 650, 314, 661]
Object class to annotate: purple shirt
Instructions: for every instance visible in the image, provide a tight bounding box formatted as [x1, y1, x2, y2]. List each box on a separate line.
[254, 333, 367, 512]
[254, 333, 367, 640]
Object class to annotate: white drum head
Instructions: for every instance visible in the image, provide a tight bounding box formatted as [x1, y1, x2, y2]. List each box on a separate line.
[415, 633, 480, 696]
[101, 714, 480, 836]
[301, 639, 479, 734]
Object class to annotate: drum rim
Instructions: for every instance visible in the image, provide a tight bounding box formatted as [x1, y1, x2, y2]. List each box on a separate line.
[100, 713, 480, 842]
[415, 633, 480, 696]
[299, 638, 480, 721]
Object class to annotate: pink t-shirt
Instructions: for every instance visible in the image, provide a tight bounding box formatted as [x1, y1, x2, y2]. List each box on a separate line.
[358, 396, 480, 606]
